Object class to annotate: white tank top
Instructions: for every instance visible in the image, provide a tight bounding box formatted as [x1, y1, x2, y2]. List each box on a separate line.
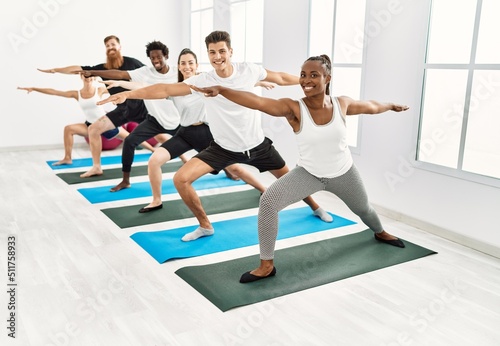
[78, 88, 106, 123]
[295, 97, 353, 178]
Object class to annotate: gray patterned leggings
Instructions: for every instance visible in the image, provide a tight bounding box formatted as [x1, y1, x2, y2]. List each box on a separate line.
[258, 165, 384, 259]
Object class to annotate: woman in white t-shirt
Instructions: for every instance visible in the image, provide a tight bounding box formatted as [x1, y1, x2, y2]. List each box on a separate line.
[193, 54, 410, 283]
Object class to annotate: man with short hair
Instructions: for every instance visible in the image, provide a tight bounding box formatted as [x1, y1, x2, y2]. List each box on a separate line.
[99, 31, 333, 241]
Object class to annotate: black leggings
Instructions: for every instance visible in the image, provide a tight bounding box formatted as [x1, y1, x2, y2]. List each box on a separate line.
[121, 115, 178, 172]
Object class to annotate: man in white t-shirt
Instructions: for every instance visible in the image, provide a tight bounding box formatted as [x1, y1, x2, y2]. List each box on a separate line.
[83, 40, 182, 191]
[99, 31, 333, 240]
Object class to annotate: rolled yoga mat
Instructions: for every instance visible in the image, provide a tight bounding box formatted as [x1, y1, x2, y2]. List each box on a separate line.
[47, 153, 152, 170]
[56, 160, 183, 185]
[175, 229, 437, 311]
[78, 171, 246, 204]
[131, 206, 355, 263]
[101, 188, 262, 228]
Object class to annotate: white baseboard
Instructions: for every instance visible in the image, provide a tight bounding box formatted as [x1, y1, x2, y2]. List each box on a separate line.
[373, 203, 500, 259]
[0, 143, 88, 152]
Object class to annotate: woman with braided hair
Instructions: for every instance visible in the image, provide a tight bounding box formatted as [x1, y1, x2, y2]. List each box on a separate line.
[191, 54, 409, 283]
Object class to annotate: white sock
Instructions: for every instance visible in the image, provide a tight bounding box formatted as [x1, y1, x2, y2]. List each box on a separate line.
[181, 226, 215, 242]
[313, 207, 333, 223]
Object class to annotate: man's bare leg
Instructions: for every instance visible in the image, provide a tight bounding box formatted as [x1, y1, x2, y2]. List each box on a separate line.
[80, 116, 114, 178]
[269, 165, 333, 222]
[173, 158, 216, 241]
[224, 164, 266, 193]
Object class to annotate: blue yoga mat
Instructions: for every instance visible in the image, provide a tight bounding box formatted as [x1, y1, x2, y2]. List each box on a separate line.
[130, 207, 356, 263]
[47, 153, 152, 170]
[77, 172, 246, 203]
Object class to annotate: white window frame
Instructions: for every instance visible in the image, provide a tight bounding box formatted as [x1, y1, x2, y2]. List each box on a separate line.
[308, 0, 368, 153]
[416, 0, 500, 188]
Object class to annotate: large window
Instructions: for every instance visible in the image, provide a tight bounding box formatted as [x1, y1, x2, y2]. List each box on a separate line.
[190, 0, 214, 71]
[418, 0, 500, 183]
[229, 0, 264, 64]
[309, 0, 367, 148]
[190, 0, 263, 71]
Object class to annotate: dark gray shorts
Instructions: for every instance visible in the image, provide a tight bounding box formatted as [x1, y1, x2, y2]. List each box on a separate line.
[194, 137, 286, 173]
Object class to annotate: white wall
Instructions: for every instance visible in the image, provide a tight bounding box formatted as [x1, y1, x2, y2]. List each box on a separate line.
[1, 0, 188, 149]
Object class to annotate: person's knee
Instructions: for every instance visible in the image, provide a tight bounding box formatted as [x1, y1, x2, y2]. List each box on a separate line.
[226, 165, 243, 176]
[173, 171, 189, 188]
[149, 151, 169, 168]
[88, 123, 101, 136]
[259, 191, 277, 211]
[123, 134, 138, 146]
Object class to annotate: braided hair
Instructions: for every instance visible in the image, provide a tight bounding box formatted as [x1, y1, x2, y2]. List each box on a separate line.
[305, 54, 332, 95]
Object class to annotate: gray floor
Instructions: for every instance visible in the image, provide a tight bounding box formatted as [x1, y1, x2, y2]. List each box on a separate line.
[1, 147, 500, 346]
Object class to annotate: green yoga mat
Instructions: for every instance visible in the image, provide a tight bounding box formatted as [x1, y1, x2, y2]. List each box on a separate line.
[56, 160, 184, 184]
[101, 188, 261, 228]
[175, 229, 437, 312]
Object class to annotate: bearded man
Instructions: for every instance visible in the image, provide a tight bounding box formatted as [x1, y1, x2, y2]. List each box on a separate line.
[39, 35, 148, 177]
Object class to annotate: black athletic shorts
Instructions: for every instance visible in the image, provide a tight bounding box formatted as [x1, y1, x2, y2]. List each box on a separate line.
[161, 123, 214, 159]
[194, 137, 286, 173]
[106, 100, 148, 127]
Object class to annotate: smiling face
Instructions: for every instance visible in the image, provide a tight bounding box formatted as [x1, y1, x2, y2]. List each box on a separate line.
[207, 41, 233, 76]
[105, 38, 121, 57]
[104, 37, 123, 69]
[299, 60, 331, 96]
[149, 49, 168, 73]
[178, 53, 198, 80]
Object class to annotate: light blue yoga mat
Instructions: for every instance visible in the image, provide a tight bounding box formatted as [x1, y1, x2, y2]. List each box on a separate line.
[77, 172, 246, 204]
[130, 207, 356, 263]
[47, 153, 152, 170]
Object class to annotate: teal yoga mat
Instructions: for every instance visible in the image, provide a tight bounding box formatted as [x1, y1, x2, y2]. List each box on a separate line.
[175, 229, 437, 311]
[101, 188, 262, 229]
[131, 206, 355, 263]
[47, 153, 151, 170]
[56, 160, 183, 184]
[78, 172, 246, 203]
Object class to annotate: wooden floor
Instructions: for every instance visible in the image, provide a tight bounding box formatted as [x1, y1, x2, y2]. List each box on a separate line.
[1, 146, 500, 346]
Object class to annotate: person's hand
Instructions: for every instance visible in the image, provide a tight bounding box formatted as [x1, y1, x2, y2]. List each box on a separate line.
[17, 87, 33, 93]
[189, 84, 222, 97]
[257, 81, 276, 90]
[37, 68, 56, 74]
[97, 92, 128, 105]
[393, 104, 409, 112]
[77, 70, 92, 77]
[99, 79, 122, 89]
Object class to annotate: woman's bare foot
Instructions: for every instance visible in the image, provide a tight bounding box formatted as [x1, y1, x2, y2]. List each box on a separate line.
[52, 159, 72, 166]
[80, 167, 103, 178]
[110, 180, 131, 192]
